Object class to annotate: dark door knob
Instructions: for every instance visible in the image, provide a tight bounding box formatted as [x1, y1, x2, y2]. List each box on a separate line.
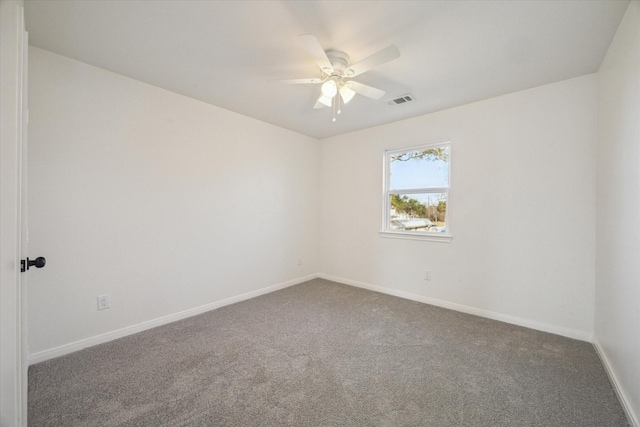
[21, 257, 46, 272]
[29, 257, 46, 268]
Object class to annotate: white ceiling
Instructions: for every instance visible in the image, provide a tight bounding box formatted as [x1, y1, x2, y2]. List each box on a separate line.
[24, 0, 629, 139]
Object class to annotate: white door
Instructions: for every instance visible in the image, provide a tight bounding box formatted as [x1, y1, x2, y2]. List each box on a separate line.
[19, 8, 31, 427]
[1, 1, 29, 426]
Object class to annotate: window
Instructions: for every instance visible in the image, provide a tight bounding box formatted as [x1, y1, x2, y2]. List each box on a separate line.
[381, 142, 451, 241]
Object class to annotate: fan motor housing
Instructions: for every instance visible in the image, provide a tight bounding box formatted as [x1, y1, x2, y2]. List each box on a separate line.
[325, 50, 350, 75]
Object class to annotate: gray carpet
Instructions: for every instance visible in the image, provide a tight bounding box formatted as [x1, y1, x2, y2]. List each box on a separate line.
[28, 279, 628, 426]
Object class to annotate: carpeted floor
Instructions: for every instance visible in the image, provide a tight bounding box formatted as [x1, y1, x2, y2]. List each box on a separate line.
[28, 279, 628, 426]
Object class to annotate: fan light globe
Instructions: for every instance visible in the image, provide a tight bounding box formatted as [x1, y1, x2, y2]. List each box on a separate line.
[318, 95, 333, 107]
[321, 80, 338, 98]
[339, 85, 356, 104]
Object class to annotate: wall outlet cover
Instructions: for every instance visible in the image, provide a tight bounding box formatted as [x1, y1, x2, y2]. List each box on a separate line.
[97, 294, 111, 310]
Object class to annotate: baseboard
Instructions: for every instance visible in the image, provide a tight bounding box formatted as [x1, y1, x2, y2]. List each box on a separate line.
[319, 274, 592, 342]
[593, 339, 639, 427]
[29, 272, 592, 364]
[29, 273, 320, 365]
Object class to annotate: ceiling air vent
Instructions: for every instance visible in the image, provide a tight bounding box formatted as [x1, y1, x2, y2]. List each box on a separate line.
[388, 94, 415, 105]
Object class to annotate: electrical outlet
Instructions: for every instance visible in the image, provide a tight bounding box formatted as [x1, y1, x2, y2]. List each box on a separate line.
[97, 294, 111, 310]
[424, 270, 431, 281]
[297, 256, 302, 266]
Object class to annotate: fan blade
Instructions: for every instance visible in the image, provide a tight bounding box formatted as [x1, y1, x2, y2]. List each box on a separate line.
[299, 34, 334, 74]
[345, 45, 400, 77]
[347, 81, 386, 100]
[272, 78, 322, 84]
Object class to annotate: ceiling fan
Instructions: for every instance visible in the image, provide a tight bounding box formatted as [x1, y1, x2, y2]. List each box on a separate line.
[279, 34, 401, 121]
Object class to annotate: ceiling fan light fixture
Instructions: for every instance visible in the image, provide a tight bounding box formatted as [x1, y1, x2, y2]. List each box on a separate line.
[339, 85, 356, 104]
[285, 34, 401, 122]
[318, 95, 333, 107]
[321, 79, 338, 98]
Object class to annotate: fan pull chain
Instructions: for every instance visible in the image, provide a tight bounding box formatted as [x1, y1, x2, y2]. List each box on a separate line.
[332, 96, 337, 122]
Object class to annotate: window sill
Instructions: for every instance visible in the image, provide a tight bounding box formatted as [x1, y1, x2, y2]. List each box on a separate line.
[379, 230, 453, 243]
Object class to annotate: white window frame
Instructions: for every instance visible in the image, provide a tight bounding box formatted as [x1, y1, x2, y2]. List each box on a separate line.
[380, 141, 452, 242]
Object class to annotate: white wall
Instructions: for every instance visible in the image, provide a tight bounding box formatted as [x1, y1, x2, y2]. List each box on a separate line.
[595, 1, 640, 424]
[27, 47, 320, 357]
[319, 75, 597, 340]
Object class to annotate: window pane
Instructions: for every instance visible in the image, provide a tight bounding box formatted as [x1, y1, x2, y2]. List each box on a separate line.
[389, 193, 447, 233]
[389, 146, 449, 190]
